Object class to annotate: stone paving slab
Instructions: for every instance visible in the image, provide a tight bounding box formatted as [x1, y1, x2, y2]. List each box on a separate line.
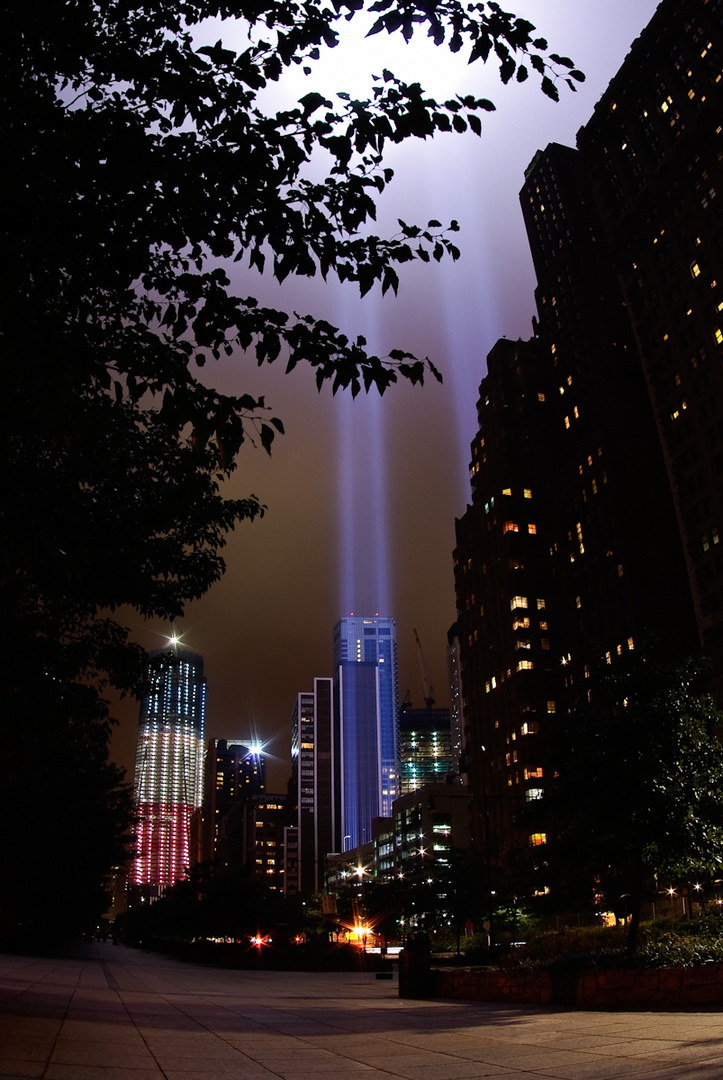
[1, 943, 723, 1079]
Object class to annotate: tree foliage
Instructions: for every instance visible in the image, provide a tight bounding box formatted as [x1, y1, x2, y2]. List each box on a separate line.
[4, 0, 582, 651]
[2, 0, 581, 933]
[542, 654, 723, 945]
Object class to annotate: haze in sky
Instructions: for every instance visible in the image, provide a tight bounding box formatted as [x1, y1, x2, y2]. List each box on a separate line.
[112, 0, 661, 789]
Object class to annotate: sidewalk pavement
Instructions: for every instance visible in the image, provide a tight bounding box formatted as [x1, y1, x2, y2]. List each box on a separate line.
[1, 943, 723, 1080]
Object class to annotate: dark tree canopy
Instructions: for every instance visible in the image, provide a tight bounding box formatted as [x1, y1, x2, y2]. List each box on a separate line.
[541, 653, 723, 948]
[4, 0, 581, 633]
[2, 0, 580, 934]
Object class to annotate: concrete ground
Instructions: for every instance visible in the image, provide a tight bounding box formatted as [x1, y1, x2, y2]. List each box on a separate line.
[1, 943, 723, 1080]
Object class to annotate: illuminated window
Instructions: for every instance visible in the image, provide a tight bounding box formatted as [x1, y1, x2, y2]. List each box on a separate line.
[503, 521, 520, 534]
[526, 788, 543, 801]
[502, 487, 512, 496]
[528, 523, 537, 535]
[537, 599, 546, 610]
[538, 392, 545, 402]
[715, 327, 723, 345]
[510, 596, 528, 610]
[691, 261, 702, 277]
[529, 833, 547, 847]
[514, 639, 531, 651]
[547, 701, 556, 713]
[516, 659, 534, 671]
[524, 488, 532, 499]
[512, 616, 530, 630]
[564, 415, 571, 429]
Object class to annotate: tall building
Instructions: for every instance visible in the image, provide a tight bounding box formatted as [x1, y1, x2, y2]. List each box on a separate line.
[454, 0, 718, 873]
[455, 338, 566, 858]
[398, 702, 453, 793]
[196, 739, 266, 865]
[130, 641, 206, 891]
[291, 677, 339, 892]
[333, 615, 399, 846]
[574, 0, 723, 692]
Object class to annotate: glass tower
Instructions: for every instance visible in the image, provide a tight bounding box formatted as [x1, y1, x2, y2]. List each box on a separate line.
[131, 641, 206, 890]
[333, 615, 399, 846]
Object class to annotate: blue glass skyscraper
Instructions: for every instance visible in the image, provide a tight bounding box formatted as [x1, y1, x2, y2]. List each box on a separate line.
[333, 615, 399, 847]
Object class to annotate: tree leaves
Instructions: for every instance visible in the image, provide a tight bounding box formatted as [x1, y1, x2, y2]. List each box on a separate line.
[2, 0, 581, 750]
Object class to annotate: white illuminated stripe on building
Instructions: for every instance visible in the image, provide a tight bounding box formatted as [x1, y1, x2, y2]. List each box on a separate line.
[130, 644, 205, 889]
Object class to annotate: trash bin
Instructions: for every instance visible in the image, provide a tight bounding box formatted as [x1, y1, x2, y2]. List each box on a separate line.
[398, 933, 433, 998]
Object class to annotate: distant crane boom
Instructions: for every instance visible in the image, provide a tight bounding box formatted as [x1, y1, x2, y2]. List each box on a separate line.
[413, 628, 435, 708]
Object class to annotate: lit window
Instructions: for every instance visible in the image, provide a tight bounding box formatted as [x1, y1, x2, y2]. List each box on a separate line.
[564, 415, 571, 429]
[512, 616, 530, 630]
[503, 521, 520, 534]
[547, 701, 556, 713]
[524, 488, 532, 499]
[528, 523, 537, 535]
[529, 833, 547, 847]
[510, 596, 528, 610]
[516, 659, 534, 671]
[576, 596, 582, 609]
[526, 788, 544, 802]
[537, 599, 546, 610]
[502, 487, 512, 496]
[715, 327, 723, 345]
[691, 261, 702, 278]
[538, 392, 545, 402]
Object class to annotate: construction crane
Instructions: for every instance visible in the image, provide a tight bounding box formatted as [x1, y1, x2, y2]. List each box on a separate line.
[413, 628, 436, 708]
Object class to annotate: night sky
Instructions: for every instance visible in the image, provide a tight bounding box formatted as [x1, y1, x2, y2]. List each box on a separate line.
[111, 1, 660, 789]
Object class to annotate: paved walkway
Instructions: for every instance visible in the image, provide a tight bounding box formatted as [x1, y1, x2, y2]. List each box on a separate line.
[1, 944, 723, 1080]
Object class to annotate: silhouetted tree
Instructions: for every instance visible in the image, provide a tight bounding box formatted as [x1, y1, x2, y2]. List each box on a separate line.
[543, 653, 723, 957]
[2, 0, 582, 937]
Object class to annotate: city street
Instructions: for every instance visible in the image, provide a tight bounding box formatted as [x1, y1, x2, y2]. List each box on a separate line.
[1, 942, 722, 1080]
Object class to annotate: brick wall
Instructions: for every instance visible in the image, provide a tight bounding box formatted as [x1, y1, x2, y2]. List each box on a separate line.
[431, 964, 723, 1010]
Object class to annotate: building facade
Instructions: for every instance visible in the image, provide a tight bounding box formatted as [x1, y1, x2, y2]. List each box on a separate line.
[398, 703, 454, 793]
[290, 677, 339, 893]
[575, 0, 723, 692]
[333, 615, 400, 844]
[130, 641, 206, 891]
[453, 0, 719, 883]
[195, 738, 267, 867]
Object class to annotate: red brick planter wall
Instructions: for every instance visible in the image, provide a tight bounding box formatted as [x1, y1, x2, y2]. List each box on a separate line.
[432, 964, 723, 1010]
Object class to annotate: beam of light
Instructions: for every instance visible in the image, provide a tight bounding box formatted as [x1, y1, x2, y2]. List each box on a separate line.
[335, 305, 391, 617]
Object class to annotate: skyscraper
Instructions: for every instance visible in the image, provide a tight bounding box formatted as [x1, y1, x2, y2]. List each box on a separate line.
[196, 738, 266, 865]
[130, 641, 206, 891]
[333, 615, 399, 846]
[291, 677, 338, 892]
[453, 0, 717, 872]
